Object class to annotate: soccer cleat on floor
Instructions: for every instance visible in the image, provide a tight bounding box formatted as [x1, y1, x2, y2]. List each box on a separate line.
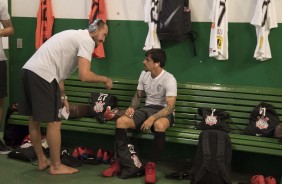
[102, 150, 111, 164]
[102, 160, 121, 177]
[251, 175, 265, 184]
[96, 148, 104, 163]
[145, 162, 157, 184]
[265, 176, 276, 184]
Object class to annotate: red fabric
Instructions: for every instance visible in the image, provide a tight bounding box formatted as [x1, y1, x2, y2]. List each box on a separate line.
[35, 0, 54, 49]
[89, 0, 107, 58]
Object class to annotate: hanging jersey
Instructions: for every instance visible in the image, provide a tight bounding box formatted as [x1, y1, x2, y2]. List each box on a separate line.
[143, 0, 161, 51]
[89, 0, 106, 59]
[251, 0, 278, 61]
[209, 0, 228, 60]
[35, 0, 54, 49]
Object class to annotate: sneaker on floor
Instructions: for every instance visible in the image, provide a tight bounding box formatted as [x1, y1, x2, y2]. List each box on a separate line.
[96, 148, 104, 163]
[251, 175, 265, 184]
[145, 162, 157, 184]
[61, 149, 83, 167]
[102, 160, 121, 177]
[265, 176, 276, 184]
[0, 140, 11, 154]
[102, 150, 111, 164]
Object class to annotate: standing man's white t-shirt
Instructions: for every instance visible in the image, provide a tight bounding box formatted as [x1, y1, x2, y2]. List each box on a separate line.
[23, 29, 95, 83]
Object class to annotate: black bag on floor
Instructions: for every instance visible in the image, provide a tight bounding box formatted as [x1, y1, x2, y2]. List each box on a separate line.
[7, 143, 37, 162]
[189, 130, 232, 184]
[4, 103, 29, 147]
[115, 140, 145, 179]
[245, 102, 279, 137]
[197, 108, 230, 132]
[87, 92, 117, 120]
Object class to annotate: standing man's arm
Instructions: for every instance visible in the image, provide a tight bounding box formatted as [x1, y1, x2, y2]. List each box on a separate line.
[0, 19, 14, 37]
[58, 81, 70, 113]
[77, 57, 112, 90]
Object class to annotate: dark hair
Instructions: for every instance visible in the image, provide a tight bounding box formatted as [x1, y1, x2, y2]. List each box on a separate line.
[145, 48, 166, 67]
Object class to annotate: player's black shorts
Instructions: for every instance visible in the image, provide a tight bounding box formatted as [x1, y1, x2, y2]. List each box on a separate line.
[132, 105, 174, 131]
[19, 69, 62, 122]
[0, 61, 7, 98]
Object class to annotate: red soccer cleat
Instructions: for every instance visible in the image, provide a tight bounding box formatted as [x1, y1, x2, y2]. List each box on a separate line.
[265, 176, 276, 184]
[96, 148, 104, 163]
[104, 106, 119, 121]
[102, 150, 111, 164]
[251, 175, 265, 184]
[102, 160, 121, 177]
[145, 162, 157, 184]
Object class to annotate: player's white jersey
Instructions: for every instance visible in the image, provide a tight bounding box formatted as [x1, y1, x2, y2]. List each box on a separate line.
[251, 0, 278, 61]
[209, 0, 228, 60]
[143, 0, 161, 51]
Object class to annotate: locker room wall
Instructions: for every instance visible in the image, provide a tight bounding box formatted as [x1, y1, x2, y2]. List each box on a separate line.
[8, 0, 282, 102]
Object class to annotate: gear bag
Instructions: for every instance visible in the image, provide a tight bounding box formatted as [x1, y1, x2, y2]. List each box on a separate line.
[4, 103, 29, 147]
[87, 92, 117, 120]
[196, 108, 230, 132]
[115, 140, 145, 179]
[245, 102, 279, 137]
[157, 0, 198, 55]
[190, 130, 232, 184]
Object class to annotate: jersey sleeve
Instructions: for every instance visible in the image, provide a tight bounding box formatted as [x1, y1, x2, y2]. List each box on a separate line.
[77, 39, 95, 62]
[137, 71, 146, 91]
[165, 76, 177, 97]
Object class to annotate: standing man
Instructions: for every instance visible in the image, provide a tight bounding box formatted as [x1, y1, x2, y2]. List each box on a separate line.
[102, 48, 177, 184]
[19, 19, 111, 175]
[0, 0, 14, 154]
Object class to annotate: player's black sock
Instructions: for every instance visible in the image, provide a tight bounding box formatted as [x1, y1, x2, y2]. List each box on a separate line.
[115, 128, 128, 141]
[150, 131, 166, 163]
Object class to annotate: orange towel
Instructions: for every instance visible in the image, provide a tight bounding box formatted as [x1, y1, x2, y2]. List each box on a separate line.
[89, 0, 107, 58]
[35, 0, 54, 49]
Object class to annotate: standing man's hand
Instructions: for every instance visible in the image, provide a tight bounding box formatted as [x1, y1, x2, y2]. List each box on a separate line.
[105, 77, 113, 90]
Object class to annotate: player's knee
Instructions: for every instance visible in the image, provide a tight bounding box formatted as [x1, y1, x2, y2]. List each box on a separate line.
[154, 121, 167, 132]
[116, 116, 130, 129]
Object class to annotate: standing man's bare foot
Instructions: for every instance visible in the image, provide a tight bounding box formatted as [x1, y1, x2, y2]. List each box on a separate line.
[49, 163, 78, 175]
[38, 159, 50, 171]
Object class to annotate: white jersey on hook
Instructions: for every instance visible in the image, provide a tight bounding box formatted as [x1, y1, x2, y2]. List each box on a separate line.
[251, 0, 278, 61]
[143, 0, 161, 51]
[209, 0, 228, 60]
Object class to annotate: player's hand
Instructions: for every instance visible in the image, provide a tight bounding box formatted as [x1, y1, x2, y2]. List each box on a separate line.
[62, 99, 70, 113]
[105, 77, 113, 90]
[141, 116, 155, 131]
[125, 106, 135, 118]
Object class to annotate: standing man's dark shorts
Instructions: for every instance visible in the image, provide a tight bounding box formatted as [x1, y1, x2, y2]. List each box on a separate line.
[0, 61, 7, 98]
[19, 69, 62, 122]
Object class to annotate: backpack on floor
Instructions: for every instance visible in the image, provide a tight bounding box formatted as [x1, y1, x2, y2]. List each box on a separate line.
[190, 130, 232, 184]
[245, 102, 279, 137]
[115, 140, 145, 179]
[157, 0, 198, 55]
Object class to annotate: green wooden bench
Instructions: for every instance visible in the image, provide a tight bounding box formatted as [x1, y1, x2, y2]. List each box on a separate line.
[8, 75, 282, 157]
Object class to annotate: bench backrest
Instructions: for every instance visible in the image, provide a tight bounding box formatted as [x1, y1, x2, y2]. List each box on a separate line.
[65, 75, 282, 134]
